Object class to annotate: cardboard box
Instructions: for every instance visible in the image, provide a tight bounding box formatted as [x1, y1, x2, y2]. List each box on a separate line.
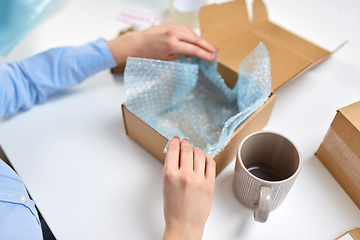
[122, 0, 334, 176]
[335, 228, 360, 240]
[316, 101, 360, 209]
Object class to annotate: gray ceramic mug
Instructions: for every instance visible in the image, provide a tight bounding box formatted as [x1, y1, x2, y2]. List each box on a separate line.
[233, 130, 301, 223]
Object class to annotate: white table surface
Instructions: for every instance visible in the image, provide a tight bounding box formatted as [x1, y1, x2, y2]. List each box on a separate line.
[1, 0, 360, 239]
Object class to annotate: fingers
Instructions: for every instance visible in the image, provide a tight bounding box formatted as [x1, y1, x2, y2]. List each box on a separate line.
[164, 137, 215, 179]
[179, 33, 218, 56]
[172, 41, 217, 62]
[191, 37, 218, 55]
[162, 22, 218, 61]
[180, 139, 193, 171]
[164, 137, 181, 171]
[175, 23, 218, 54]
[205, 155, 216, 180]
[193, 147, 206, 175]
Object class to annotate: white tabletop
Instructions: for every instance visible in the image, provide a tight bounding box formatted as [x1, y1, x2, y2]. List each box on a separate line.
[1, 0, 360, 239]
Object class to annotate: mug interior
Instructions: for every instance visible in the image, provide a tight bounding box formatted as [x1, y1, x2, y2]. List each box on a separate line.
[240, 132, 300, 181]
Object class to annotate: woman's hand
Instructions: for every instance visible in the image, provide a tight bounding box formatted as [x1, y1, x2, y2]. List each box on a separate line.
[107, 23, 218, 64]
[163, 137, 216, 240]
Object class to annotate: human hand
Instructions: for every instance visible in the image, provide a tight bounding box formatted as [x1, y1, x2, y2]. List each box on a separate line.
[107, 23, 218, 64]
[163, 137, 216, 240]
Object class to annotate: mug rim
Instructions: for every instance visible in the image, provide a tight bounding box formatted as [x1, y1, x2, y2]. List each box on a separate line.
[237, 130, 302, 185]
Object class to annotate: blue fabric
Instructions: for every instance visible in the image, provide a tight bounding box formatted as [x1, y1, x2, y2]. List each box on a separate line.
[0, 38, 116, 238]
[0, 0, 56, 56]
[0, 38, 117, 118]
[0, 159, 43, 239]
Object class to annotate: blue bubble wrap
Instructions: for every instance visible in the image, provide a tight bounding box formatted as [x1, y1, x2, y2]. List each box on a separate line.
[124, 42, 271, 158]
[0, 0, 55, 57]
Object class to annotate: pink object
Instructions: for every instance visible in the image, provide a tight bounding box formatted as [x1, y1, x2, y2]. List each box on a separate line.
[117, 9, 164, 29]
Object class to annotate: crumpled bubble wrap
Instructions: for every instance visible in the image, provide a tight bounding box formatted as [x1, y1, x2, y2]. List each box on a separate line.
[124, 42, 271, 158]
[0, 0, 55, 57]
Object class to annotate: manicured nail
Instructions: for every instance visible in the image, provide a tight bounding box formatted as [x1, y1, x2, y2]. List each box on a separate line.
[184, 138, 189, 142]
[173, 136, 180, 140]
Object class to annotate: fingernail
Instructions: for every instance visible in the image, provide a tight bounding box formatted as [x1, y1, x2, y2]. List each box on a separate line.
[173, 136, 180, 140]
[211, 53, 217, 61]
[215, 47, 219, 53]
[184, 138, 189, 142]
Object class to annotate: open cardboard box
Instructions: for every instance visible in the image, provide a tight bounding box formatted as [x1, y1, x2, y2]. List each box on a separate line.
[122, 0, 336, 176]
[336, 228, 360, 240]
[316, 101, 360, 209]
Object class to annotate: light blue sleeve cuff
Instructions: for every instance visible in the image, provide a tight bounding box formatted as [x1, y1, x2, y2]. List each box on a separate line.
[75, 38, 117, 78]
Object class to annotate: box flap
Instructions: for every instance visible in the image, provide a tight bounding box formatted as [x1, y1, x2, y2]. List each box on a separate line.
[253, 0, 268, 24]
[339, 101, 360, 131]
[199, 0, 251, 46]
[199, 0, 332, 91]
[336, 228, 360, 240]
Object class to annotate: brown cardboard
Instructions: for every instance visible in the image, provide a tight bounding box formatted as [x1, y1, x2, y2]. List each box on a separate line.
[122, 93, 276, 175]
[122, 104, 168, 162]
[122, 0, 335, 176]
[335, 228, 360, 240]
[316, 101, 360, 209]
[199, 0, 330, 91]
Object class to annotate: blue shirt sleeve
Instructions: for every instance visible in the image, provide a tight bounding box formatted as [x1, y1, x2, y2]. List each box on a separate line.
[0, 38, 117, 118]
[0, 38, 117, 238]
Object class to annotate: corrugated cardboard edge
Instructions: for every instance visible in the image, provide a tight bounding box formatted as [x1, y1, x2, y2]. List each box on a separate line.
[331, 109, 360, 172]
[316, 101, 360, 209]
[322, 127, 360, 185]
[316, 144, 360, 209]
[122, 92, 276, 176]
[335, 228, 360, 240]
[332, 110, 360, 173]
[338, 100, 360, 145]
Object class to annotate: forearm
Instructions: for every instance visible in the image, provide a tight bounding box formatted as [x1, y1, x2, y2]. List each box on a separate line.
[163, 137, 215, 240]
[0, 38, 116, 118]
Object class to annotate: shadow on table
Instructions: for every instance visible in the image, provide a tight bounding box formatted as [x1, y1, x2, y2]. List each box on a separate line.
[215, 170, 253, 237]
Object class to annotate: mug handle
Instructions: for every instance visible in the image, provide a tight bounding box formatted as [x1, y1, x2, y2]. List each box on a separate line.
[253, 186, 272, 223]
